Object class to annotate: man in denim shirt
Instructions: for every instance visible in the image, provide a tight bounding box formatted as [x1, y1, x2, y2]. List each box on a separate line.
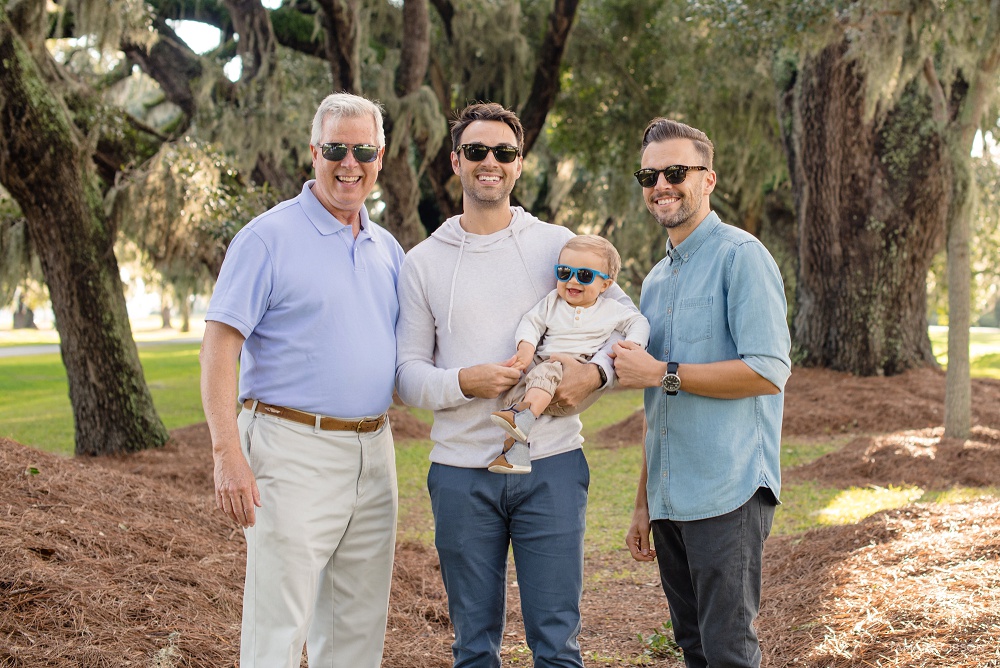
[613, 118, 791, 668]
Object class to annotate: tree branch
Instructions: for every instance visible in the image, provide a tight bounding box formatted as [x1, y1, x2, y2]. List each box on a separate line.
[122, 16, 203, 121]
[222, 0, 276, 81]
[314, 0, 359, 92]
[519, 0, 580, 155]
[957, 0, 1000, 142]
[922, 56, 948, 126]
[428, 0, 453, 42]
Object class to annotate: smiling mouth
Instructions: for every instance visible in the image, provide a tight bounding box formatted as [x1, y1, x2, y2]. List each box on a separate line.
[653, 194, 680, 205]
[476, 174, 502, 184]
[337, 175, 362, 184]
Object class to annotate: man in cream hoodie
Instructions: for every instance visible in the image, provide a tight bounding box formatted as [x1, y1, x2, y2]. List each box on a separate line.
[396, 103, 638, 667]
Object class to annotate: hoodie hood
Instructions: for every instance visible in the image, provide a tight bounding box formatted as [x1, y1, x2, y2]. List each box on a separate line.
[433, 207, 545, 332]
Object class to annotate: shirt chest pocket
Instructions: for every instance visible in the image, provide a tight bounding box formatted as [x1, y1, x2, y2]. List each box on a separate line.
[676, 296, 713, 343]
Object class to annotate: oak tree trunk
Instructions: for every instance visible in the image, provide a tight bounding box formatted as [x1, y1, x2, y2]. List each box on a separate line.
[779, 41, 947, 376]
[0, 7, 169, 456]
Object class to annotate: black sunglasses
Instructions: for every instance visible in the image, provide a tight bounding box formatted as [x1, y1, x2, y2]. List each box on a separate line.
[319, 142, 380, 163]
[554, 264, 611, 285]
[633, 165, 709, 188]
[455, 143, 520, 164]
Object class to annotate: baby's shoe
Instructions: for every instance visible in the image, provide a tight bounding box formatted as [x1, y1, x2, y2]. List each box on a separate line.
[488, 436, 532, 474]
[490, 401, 536, 442]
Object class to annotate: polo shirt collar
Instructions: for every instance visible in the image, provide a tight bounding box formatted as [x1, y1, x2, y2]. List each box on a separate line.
[666, 210, 721, 264]
[298, 180, 374, 241]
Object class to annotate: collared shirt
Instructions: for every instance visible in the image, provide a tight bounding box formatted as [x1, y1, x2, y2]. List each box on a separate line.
[206, 180, 404, 418]
[641, 211, 791, 521]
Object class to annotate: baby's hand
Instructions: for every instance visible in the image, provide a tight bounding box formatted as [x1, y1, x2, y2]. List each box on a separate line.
[512, 353, 531, 372]
[514, 341, 535, 372]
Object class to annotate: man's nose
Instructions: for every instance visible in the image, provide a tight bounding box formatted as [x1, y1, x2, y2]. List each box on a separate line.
[340, 149, 359, 167]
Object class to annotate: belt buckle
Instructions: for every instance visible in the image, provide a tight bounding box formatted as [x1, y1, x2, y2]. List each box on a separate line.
[356, 416, 373, 433]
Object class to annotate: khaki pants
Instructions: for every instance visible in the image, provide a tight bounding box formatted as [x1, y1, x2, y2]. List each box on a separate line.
[237, 407, 397, 667]
[499, 354, 603, 417]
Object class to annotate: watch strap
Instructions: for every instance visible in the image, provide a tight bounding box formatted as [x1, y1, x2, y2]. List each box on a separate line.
[595, 364, 608, 387]
[662, 361, 681, 396]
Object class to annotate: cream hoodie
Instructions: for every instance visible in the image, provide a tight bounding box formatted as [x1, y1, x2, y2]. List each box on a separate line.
[395, 207, 636, 468]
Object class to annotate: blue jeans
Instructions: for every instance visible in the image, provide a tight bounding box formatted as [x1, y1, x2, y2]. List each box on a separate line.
[650, 487, 776, 668]
[427, 449, 590, 668]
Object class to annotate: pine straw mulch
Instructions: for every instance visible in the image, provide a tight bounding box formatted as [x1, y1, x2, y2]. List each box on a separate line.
[760, 500, 1000, 667]
[2, 367, 1000, 666]
[596, 365, 1000, 447]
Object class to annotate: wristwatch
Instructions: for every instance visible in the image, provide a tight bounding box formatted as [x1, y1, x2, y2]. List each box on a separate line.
[595, 364, 608, 387]
[661, 362, 681, 395]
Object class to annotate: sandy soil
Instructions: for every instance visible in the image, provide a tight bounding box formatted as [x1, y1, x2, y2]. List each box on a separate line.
[2, 366, 999, 667]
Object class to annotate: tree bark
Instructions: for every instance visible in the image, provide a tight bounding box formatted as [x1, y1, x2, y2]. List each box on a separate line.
[779, 40, 947, 375]
[944, 163, 972, 437]
[0, 6, 169, 456]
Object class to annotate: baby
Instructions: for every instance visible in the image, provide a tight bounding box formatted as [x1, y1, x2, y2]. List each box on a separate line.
[488, 235, 650, 473]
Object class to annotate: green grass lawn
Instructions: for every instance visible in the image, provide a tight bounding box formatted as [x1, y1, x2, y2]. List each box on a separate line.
[929, 326, 1000, 379]
[0, 343, 203, 456]
[2, 326, 999, 551]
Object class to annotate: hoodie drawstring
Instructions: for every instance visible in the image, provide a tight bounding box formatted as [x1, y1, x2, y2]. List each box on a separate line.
[512, 231, 542, 302]
[446, 229, 468, 333]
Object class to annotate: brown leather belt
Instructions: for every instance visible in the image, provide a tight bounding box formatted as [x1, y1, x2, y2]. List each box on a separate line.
[244, 400, 387, 433]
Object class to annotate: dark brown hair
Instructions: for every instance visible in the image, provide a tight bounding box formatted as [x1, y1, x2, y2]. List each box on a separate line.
[641, 118, 714, 168]
[451, 102, 524, 153]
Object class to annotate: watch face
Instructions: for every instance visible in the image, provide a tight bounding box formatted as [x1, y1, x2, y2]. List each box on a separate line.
[662, 374, 681, 393]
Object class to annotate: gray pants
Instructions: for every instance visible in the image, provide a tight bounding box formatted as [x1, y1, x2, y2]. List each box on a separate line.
[650, 487, 777, 668]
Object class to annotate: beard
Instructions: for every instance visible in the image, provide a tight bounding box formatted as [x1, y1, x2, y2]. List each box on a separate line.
[461, 170, 516, 208]
[648, 190, 702, 230]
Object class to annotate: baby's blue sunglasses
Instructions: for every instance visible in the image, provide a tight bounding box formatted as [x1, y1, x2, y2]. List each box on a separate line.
[554, 264, 610, 285]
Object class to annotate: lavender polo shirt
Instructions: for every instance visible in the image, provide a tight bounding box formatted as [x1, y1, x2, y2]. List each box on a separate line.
[206, 180, 404, 418]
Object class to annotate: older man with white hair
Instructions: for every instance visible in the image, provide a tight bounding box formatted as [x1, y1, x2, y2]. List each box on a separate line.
[200, 92, 403, 668]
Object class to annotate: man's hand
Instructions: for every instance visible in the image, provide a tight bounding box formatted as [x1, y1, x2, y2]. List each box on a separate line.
[459, 355, 522, 398]
[214, 444, 261, 528]
[612, 341, 665, 389]
[626, 505, 656, 562]
[549, 353, 601, 408]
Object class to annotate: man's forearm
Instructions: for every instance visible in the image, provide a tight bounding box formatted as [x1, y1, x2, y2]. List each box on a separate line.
[676, 359, 780, 399]
[200, 323, 245, 454]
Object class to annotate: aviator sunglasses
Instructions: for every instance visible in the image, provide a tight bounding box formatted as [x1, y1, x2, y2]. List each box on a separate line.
[319, 142, 380, 163]
[455, 143, 520, 164]
[633, 164, 708, 188]
[554, 264, 611, 285]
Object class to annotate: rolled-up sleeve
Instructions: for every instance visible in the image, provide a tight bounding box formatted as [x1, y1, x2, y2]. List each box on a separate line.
[727, 241, 792, 390]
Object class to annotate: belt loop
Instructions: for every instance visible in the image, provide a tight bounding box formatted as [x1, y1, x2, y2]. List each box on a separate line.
[314, 413, 321, 434]
[250, 399, 259, 413]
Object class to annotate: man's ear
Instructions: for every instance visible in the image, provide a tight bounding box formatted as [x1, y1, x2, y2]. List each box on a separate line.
[704, 169, 717, 195]
[450, 151, 460, 175]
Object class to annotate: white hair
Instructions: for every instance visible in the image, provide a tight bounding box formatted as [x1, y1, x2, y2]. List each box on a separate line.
[310, 93, 385, 147]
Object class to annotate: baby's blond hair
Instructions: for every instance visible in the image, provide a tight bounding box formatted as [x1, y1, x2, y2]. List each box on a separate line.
[560, 235, 622, 281]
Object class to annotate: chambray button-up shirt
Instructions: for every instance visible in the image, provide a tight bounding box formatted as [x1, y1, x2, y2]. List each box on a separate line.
[641, 212, 791, 521]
